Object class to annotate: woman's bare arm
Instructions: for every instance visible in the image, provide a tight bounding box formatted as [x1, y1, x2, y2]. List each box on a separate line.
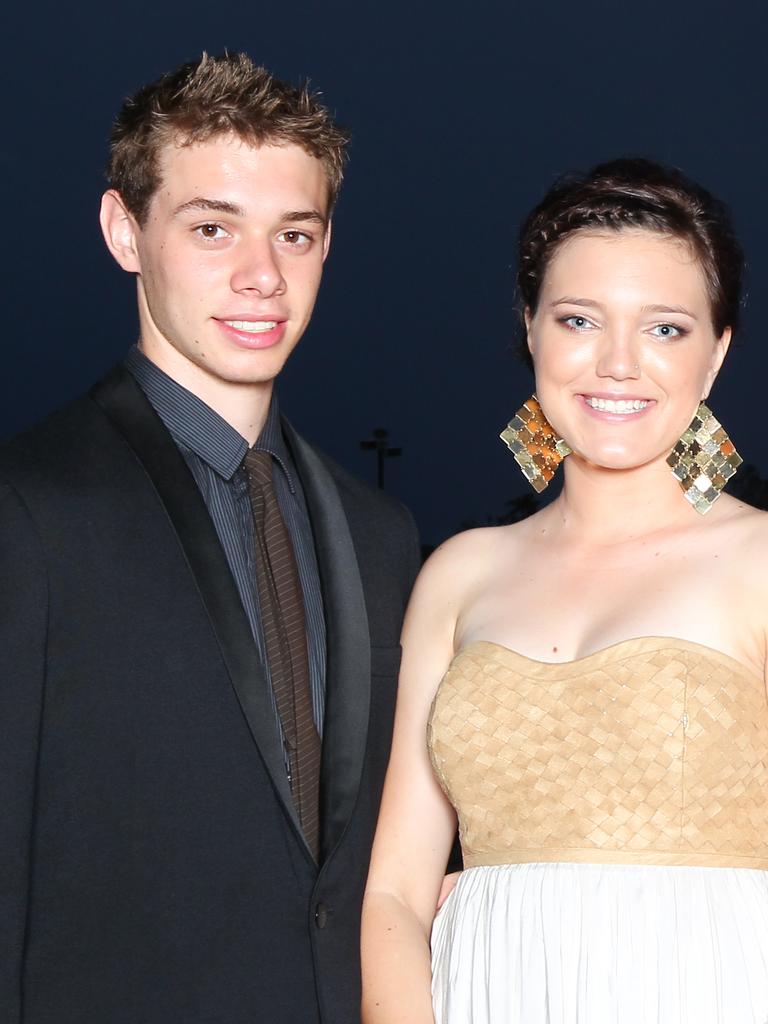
[361, 535, 484, 1023]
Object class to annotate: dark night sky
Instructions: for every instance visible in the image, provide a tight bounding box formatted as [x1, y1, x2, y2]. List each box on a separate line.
[3, 0, 766, 545]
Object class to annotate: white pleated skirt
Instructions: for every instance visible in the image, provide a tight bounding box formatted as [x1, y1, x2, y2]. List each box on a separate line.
[431, 862, 768, 1024]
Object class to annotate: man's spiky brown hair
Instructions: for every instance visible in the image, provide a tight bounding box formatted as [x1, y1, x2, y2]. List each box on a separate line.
[107, 52, 350, 224]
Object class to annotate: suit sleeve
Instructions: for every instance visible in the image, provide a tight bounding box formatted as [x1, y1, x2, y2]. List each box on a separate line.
[0, 480, 48, 1018]
[399, 504, 423, 595]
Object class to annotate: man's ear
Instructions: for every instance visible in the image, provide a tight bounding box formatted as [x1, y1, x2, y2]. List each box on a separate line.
[322, 218, 333, 262]
[99, 190, 142, 273]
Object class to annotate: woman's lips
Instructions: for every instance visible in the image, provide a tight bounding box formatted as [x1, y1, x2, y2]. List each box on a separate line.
[578, 394, 655, 419]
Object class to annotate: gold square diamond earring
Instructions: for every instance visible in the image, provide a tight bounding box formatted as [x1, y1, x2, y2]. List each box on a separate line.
[499, 395, 571, 493]
[667, 402, 742, 514]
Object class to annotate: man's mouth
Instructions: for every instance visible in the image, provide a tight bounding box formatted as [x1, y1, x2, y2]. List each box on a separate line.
[584, 397, 649, 414]
[222, 320, 279, 334]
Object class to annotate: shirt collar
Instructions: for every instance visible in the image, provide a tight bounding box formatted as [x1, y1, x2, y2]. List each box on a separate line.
[124, 346, 297, 491]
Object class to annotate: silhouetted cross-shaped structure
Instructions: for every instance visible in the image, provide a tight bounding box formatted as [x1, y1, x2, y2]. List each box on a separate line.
[360, 428, 402, 490]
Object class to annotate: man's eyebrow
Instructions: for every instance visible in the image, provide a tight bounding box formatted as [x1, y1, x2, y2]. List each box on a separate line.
[280, 209, 327, 227]
[172, 197, 245, 217]
[170, 200, 327, 227]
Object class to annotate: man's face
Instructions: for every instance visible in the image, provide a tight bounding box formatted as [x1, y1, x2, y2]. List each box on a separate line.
[110, 136, 331, 392]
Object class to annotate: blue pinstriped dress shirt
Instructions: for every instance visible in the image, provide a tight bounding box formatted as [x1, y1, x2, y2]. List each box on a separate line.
[125, 346, 327, 745]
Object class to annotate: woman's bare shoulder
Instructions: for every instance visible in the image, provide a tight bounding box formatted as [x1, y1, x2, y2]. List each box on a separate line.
[712, 496, 768, 590]
[409, 521, 535, 629]
[718, 495, 768, 541]
[419, 521, 531, 589]
[401, 526, 516, 650]
[730, 495, 768, 547]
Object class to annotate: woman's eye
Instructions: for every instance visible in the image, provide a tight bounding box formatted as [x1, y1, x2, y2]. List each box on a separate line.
[650, 323, 685, 339]
[196, 223, 227, 240]
[562, 315, 593, 331]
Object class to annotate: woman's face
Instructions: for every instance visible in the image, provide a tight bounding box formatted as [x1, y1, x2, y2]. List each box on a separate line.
[527, 228, 730, 471]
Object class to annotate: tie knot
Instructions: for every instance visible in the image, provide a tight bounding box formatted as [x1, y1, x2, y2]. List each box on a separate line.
[244, 448, 273, 486]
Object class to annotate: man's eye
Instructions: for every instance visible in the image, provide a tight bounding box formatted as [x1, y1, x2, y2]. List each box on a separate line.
[196, 223, 227, 239]
[278, 230, 311, 245]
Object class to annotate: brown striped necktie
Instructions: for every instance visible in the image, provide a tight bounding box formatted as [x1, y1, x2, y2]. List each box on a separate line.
[244, 448, 321, 858]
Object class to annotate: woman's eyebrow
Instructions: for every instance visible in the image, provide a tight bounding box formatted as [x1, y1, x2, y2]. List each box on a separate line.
[641, 303, 697, 319]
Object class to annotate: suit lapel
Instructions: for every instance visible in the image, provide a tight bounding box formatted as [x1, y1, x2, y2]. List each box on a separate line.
[91, 367, 313, 862]
[284, 423, 371, 861]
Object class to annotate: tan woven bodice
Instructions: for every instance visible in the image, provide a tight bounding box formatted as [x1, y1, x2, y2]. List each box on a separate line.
[428, 638, 768, 869]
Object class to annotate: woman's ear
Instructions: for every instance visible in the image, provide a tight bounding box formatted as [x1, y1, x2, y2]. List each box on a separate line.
[702, 327, 732, 400]
[524, 308, 534, 356]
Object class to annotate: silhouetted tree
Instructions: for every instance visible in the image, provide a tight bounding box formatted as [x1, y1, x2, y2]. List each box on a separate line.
[726, 463, 768, 510]
[457, 492, 542, 533]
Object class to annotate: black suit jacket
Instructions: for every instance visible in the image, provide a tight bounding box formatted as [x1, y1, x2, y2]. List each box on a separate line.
[0, 367, 420, 1024]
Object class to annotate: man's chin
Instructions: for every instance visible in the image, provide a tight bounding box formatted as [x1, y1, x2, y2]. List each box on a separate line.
[184, 345, 290, 385]
[139, 334, 294, 392]
[201, 362, 283, 388]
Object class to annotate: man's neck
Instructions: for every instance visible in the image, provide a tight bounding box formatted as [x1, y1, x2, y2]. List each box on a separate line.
[137, 339, 273, 445]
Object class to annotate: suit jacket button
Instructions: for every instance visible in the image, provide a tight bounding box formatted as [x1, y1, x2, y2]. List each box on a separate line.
[314, 902, 329, 929]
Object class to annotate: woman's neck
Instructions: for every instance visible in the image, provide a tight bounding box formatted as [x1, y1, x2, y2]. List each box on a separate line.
[545, 453, 704, 546]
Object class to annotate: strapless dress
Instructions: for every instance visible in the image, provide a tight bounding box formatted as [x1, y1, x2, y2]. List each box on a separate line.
[427, 637, 768, 1023]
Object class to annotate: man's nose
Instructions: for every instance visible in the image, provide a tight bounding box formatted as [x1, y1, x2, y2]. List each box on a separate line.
[230, 239, 286, 297]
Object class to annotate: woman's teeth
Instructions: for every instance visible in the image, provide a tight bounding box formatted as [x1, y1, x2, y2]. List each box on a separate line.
[585, 397, 648, 413]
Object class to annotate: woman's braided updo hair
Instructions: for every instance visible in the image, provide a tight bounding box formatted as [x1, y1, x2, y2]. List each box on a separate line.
[517, 158, 744, 354]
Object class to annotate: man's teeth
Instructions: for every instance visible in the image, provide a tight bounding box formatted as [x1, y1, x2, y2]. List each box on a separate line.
[585, 397, 648, 413]
[224, 320, 277, 333]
